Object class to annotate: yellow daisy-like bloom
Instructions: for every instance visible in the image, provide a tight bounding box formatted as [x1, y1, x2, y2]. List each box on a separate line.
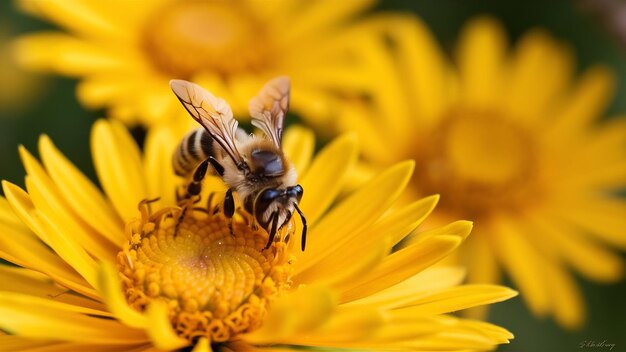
[0, 118, 516, 351]
[0, 19, 46, 114]
[14, 0, 386, 127]
[341, 15, 626, 329]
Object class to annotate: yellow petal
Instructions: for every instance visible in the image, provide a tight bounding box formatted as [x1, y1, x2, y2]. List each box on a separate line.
[457, 16, 507, 106]
[553, 196, 626, 249]
[339, 235, 463, 303]
[289, 85, 335, 128]
[17, 0, 125, 38]
[280, 0, 375, 44]
[97, 262, 147, 329]
[542, 256, 585, 329]
[0, 197, 28, 230]
[352, 35, 413, 150]
[503, 30, 573, 121]
[382, 194, 441, 247]
[20, 146, 117, 262]
[0, 265, 108, 315]
[76, 73, 150, 110]
[403, 220, 473, 246]
[550, 66, 615, 136]
[258, 306, 384, 349]
[298, 133, 358, 225]
[191, 338, 212, 352]
[367, 14, 450, 124]
[296, 236, 387, 288]
[0, 335, 57, 351]
[465, 229, 500, 284]
[0, 189, 97, 299]
[143, 125, 180, 208]
[4, 342, 152, 352]
[456, 319, 514, 343]
[3, 181, 99, 290]
[244, 285, 335, 344]
[491, 217, 551, 316]
[342, 315, 512, 349]
[345, 267, 467, 309]
[0, 291, 148, 344]
[14, 33, 138, 76]
[144, 301, 189, 350]
[295, 160, 413, 272]
[91, 119, 147, 223]
[39, 135, 125, 245]
[335, 104, 391, 163]
[528, 214, 623, 282]
[282, 125, 315, 175]
[402, 329, 507, 350]
[224, 340, 299, 352]
[462, 229, 500, 320]
[282, 59, 373, 94]
[295, 195, 439, 284]
[391, 285, 517, 316]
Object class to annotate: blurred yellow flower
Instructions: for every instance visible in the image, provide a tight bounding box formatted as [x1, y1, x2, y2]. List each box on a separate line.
[0, 19, 46, 115]
[341, 15, 626, 329]
[0, 119, 515, 351]
[14, 0, 387, 127]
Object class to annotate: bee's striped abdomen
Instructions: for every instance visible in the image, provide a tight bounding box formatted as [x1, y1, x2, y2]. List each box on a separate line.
[173, 127, 215, 176]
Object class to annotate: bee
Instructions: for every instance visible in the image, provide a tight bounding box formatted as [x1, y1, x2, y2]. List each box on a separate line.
[170, 77, 307, 251]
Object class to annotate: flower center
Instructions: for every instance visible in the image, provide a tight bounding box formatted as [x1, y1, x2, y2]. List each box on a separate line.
[413, 109, 537, 218]
[142, 0, 272, 78]
[118, 200, 293, 343]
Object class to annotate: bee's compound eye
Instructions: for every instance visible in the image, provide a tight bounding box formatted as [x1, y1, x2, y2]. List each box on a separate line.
[261, 188, 281, 202]
[288, 184, 303, 202]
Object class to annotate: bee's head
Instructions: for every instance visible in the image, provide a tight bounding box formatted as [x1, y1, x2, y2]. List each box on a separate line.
[245, 185, 305, 251]
[252, 185, 300, 228]
[256, 185, 302, 213]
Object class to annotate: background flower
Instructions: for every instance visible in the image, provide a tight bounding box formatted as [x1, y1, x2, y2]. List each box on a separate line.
[335, 9, 626, 334]
[0, 119, 515, 351]
[13, 0, 389, 127]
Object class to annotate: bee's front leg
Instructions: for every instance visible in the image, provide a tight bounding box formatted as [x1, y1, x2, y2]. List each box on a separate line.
[263, 211, 280, 251]
[224, 188, 235, 237]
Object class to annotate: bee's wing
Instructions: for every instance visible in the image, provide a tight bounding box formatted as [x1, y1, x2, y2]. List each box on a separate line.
[248, 76, 290, 148]
[170, 80, 243, 165]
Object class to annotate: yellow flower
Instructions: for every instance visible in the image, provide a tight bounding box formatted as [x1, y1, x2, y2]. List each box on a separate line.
[340, 15, 626, 329]
[14, 0, 386, 127]
[0, 19, 46, 114]
[0, 118, 516, 351]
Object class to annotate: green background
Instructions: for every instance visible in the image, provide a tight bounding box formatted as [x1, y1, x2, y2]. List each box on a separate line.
[1, 1, 625, 351]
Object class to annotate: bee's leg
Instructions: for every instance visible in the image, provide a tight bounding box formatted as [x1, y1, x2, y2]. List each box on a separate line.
[176, 159, 210, 234]
[224, 188, 235, 237]
[185, 159, 210, 199]
[294, 203, 308, 251]
[207, 156, 225, 176]
[263, 211, 279, 250]
[206, 192, 216, 214]
[244, 196, 259, 231]
[279, 211, 292, 230]
[279, 211, 292, 244]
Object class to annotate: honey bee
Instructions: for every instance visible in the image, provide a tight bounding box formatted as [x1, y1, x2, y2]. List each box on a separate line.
[170, 77, 307, 251]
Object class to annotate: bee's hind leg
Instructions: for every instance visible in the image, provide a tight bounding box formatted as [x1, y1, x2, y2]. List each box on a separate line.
[175, 159, 210, 235]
